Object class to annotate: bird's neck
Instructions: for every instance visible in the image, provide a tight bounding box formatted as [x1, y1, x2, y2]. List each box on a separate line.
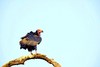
[35, 31, 40, 36]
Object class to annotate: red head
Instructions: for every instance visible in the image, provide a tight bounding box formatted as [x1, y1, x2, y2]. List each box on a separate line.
[36, 29, 43, 36]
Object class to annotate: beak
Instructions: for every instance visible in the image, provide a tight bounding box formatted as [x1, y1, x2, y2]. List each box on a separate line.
[41, 30, 43, 33]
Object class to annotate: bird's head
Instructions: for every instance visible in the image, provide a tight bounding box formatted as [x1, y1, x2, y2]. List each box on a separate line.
[36, 29, 43, 36]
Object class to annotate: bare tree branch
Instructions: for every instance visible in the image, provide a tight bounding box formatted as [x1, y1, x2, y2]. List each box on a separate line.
[2, 53, 61, 67]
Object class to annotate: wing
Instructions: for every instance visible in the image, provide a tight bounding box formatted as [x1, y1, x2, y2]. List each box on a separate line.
[20, 31, 42, 46]
[21, 31, 34, 39]
[31, 35, 42, 45]
[38, 37, 42, 44]
[26, 33, 42, 46]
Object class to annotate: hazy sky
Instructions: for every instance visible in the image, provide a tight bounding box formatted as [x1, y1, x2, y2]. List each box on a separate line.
[0, 0, 100, 67]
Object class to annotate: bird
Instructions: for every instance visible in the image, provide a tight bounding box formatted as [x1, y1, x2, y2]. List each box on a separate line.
[19, 29, 43, 54]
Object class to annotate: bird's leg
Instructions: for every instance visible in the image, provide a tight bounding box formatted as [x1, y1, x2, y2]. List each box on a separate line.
[35, 50, 37, 54]
[35, 46, 38, 54]
[30, 51, 33, 55]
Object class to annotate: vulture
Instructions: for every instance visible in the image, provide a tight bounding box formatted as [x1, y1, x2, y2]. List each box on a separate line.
[19, 29, 43, 54]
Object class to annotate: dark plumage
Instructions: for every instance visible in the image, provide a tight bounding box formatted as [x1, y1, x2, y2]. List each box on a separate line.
[19, 29, 43, 54]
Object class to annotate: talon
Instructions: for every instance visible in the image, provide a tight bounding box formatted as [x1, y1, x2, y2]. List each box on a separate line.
[30, 52, 33, 55]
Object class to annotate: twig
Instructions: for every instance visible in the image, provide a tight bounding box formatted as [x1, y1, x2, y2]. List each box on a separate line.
[2, 53, 61, 67]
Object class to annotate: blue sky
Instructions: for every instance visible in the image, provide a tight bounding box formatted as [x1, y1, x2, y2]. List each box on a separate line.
[0, 0, 100, 67]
